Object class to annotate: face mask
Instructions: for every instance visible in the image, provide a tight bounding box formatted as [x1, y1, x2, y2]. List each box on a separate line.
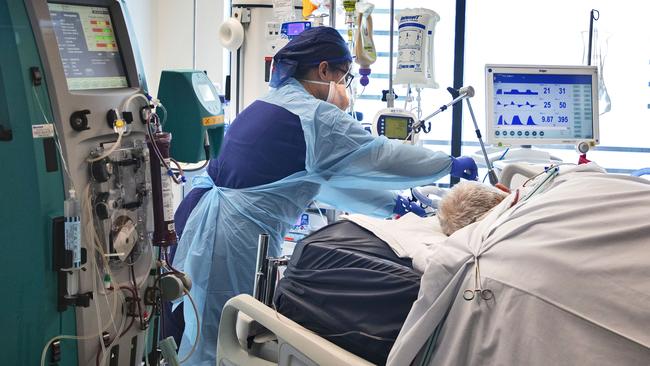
[303, 74, 350, 111]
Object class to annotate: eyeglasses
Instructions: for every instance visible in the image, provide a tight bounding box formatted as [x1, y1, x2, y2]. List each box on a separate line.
[334, 67, 355, 88]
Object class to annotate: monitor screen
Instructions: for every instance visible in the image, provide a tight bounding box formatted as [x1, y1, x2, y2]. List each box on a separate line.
[197, 84, 216, 102]
[384, 116, 409, 139]
[48, 3, 128, 90]
[485, 65, 599, 146]
[286, 22, 307, 36]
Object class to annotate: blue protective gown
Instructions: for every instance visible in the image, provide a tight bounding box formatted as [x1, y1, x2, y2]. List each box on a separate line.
[172, 78, 452, 365]
[162, 99, 306, 346]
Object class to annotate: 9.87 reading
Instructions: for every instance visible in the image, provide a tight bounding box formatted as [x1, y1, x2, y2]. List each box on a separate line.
[541, 116, 569, 123]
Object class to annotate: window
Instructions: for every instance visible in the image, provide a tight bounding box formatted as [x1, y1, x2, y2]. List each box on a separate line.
[342, 0, 650, 177]
[464, 0, 650, 172]
[337, 0, 457, 158]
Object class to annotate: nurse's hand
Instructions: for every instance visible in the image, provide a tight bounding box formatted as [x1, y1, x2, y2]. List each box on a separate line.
[450, 156, 478, 181]
[393, 195, 427, 217]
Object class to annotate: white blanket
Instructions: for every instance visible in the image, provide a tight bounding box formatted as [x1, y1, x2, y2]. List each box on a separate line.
[386, 163, 650, 366]
[343, 213, 448, 273]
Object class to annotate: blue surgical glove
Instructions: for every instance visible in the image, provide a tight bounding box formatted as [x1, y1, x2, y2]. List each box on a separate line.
[393, 195, 427, 217]
[450, 156, 478, 180]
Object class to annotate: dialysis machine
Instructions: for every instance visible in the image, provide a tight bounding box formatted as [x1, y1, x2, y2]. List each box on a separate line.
[0, 0, 222, 365]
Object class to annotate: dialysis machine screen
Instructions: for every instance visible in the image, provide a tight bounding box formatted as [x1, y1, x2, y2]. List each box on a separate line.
[48, 3, 128, 90]
[485, 65, 599, 146]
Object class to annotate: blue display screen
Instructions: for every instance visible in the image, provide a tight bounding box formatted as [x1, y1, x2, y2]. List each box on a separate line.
[287, 22, 306, 36]
[491, 72, 594, 142]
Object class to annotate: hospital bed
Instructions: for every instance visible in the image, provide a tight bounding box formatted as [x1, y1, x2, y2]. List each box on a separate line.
[218, 295, 373, 366]
[217, 164, 650, 366]
[216, 192, 476, 366]
[217, 217, 426, 366]
[216, 179, 505, 366]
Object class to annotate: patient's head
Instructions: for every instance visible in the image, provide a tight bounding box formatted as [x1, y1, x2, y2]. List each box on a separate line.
[437, 181, 508, 236]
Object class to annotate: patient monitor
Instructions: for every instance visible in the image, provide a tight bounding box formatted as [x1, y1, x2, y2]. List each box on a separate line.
[482, 65, 600, 185]
[486, 64, 600, 148]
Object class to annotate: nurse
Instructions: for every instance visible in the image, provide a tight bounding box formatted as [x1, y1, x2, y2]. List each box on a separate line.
[171, 26, 477, 365]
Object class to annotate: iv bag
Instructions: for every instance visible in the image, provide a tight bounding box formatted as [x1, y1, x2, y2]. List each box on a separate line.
[394, 8, 440, 88]
[354, 1, 376, 86]
[582, 29, 611, 115]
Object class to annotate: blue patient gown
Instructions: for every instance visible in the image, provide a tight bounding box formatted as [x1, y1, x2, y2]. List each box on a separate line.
[172, 78, 452, 365]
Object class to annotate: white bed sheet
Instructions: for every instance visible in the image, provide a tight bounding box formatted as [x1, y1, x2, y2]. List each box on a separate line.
[343, 213, 448, 273]
[386, 163, 650, 366]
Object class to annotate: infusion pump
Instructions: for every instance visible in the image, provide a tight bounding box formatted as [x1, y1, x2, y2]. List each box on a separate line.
[371, 108, 419, 143]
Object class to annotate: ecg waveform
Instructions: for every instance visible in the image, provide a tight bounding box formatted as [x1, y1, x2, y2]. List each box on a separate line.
[497, 101, 537, 108]
[496, 88, 539, 95]
[497, 115, 537, 126]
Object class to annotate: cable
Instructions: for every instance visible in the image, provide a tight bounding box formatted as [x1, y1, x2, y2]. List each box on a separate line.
[150, 254, 198, 364]
[92, 243, 126, 366]
[156, 103, 168, 127]
[403, 84, 411, 110]
[359, 86, 367, 97]
[94, 243, 129, 366]
[95, 253, 149, 366]
[484, 148, 510, 183]
[310, 201, 327, 227]
[81, 183, 136, 366]
[41, 334, 105, 366]
[163, 247, 183, 275]
[39, 273, 122, 366]
[169, 158, 185, 178]
[96, 285, 133, 366]
[144, 321, 151, 366]
[120, 93, 149, 114]
[175, 159, 209, 173]
[179, 289, 200, 364]
[102, 276, 120, 338]
[80, 138, 156, 364]
[32, 87, 76, 192]
[130, 265, 147, 331]
[81, 151, 158, 364]
[175, 144, 211, 173]
[37, 84, 122, 166]
[136, 244, 155, 288]
[172, 137, 211, 172]
[497, 148, 510, 161]
[118, 286, 138, 337]
[416, 88, 423, 120]
[126, 242, 155, 289]
[146, 113, 184, 184]
[87, 131, 124, 163]
[157, 249, 165, 366]
[94, 237, 109, 366]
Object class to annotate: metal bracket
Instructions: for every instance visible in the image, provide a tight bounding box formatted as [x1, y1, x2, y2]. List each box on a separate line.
[52, 216, 91, 312]
[232, 7, 251, 24]
[253, 234, 290, 306]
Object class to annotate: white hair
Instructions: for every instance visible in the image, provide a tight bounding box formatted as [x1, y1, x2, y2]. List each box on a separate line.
[437, 181, 508, 236]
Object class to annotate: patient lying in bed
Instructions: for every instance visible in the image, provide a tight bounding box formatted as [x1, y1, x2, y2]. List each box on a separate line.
[274, 220, 421, 366]
[274, 181, 509, 365]
[388, 163, 650, 366]
[436, 181, 509, 236]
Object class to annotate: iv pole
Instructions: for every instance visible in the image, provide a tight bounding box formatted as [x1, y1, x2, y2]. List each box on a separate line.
[587, 9, 599, 66]
[386, 0, 395, 108]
